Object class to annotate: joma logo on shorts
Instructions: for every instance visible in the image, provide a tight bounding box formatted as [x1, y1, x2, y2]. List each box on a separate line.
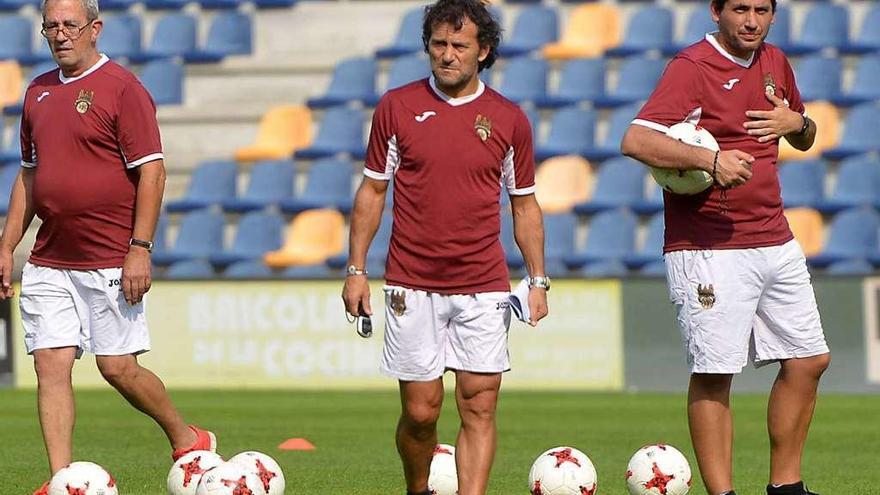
[108, 278, 121, 288]
[496, 301, 509, 310]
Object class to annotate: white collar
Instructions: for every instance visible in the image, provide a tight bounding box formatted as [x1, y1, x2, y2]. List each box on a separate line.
[429, 75, 485, 106]
[59, 54, 109, 84]
[705, 33, 754, 68]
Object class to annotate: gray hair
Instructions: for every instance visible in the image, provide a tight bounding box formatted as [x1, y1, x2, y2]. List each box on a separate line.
[41, 0, 100, 20]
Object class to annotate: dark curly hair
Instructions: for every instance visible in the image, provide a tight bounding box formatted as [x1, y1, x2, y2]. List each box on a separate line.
[421, 0, 502, 72]
[712, 0, 776, 13]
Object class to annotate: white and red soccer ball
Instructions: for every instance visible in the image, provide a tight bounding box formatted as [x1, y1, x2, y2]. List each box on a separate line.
[48, 461, 118, 495]
[650, 122, 718, 195]
[194, 461, 263, 495]
[228, 451, 286, 495]
[528, 446, 597, 495]
[625, 443, 692, 495]
[428, 443, 458, 495]
[167, 450, 225, 495]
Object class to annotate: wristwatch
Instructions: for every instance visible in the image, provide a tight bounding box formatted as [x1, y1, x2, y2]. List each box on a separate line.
[129, 237, 153, 252]
[528, 275, 551, 291]
[796, 114, 810, 135]
[346, 265, 368, 277]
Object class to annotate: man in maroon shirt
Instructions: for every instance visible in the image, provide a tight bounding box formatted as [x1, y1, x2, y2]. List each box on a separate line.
[342, 1, 548, 493]
[621, 2, 829, 495]
[0, 1, 215, 492]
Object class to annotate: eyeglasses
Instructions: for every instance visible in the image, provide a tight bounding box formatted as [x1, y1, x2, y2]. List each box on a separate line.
[40, 19, 94, 40]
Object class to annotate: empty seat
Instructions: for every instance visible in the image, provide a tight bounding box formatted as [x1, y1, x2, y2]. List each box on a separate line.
[778, 101, 839, 161]
[280, 158, 354, 214]
[787, 4, 849, 54]
[497, 5, 558, 57]
[223, 260, 274, 279]
[826, 259, 874, 276]
[0, 0, 38, 10]
[131, 13, 197, 63]
[264, 209, 346, 268]
[0, 166, 19, 215]
[544, 212, 577, 276]
[209, 211, 285, 267]
[165, 161, 237, 213]
[779, 160, 826, 209]
[574, 157, 645, 214]
[185, 13, 253, 63]
[808, 207, 880, 267]
[222, 160, 295, 213]
[153, 214, 169, 257]
[579, 259, 628, 278]
[498, 56, 548, 104]
[606, 6, 673, 57]
[536, 57, 605, 108]
[764, 6, 792, 51]
[594, 55, 665, 108]
[534, 107, 596, 161]
[563, 208, 637, 269]
[375, 7, 423, 58]
[307, 57, 377, 108]
[543, 3, 621, 60]
[784, 207, 823, 257]
[325, 211, 393, 271]
[282, 263, 337, 279]
[152, 209, 225, 266]
[632, 182, 663, 215]
[144, 0, 191, 9]
[98, 14, 142, 60]
[583, 103, 641, 161]
[369, 53, 430, 106]
[795, 55, 842, 102]
[0, 61, 22, 109]
[815, 155, 880, 213]
[198, 0, 242, 9]
[822, 102, 880, 160]
[0, 16, 33, 63]
[663, 7, 715, 55]
[0, 117, 21, 163]
[164, 259, 215, 279]
[841, 5, 880, 54]
[294, 107, 366, 160]
[234, 105, 313, 162]
[139, 59, 183, 106]
[623, 212, 664, 269]
[831, 55, 880, 107]
[534, 155, 593, 214]
[500, 212, 524, 270]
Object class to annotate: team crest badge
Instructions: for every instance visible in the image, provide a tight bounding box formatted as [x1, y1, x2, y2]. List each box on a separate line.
[697, 284, 716, 309]
[390, 290, 406, 317]
[763, 73, 776, 97]
[75, 90, 94, 114]
[474, 114, 491, 142]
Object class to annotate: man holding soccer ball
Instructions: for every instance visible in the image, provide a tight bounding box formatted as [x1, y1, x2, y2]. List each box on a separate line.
[621, 1, 829, 495]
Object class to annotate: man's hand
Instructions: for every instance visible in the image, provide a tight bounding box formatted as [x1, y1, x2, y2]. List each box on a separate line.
[0, 248, 14, 299]
[744, 91, 804, 143]
[527, 287, 548, 327]
[714, 149, 754, 188]
[121, 247, 151, 305]
[342, 275, 371, 317]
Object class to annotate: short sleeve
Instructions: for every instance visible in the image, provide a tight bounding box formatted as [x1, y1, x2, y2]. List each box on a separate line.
[632, 58, 704, 133]
[20, 94, 35, 168]
[503, 109, 536, 196]
[782, 56, 805, 115]
[117, 81, 163, 169]
[364, 94, 398, 181]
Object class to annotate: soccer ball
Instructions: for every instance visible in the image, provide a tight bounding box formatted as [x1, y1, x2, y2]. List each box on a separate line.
[48, 461, 118, 495]
[528, 446, 597, 495]
[167, 450, 225, 495]
[650, 122, 717, 195]
[427, 444, 458, 495]
[625, 444, 692, 495]
[228, 451, 285, 495]
[195, 462, 262, 495]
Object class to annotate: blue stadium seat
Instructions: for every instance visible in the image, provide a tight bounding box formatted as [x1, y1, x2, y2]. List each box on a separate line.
[18, 40, 53, 66]
[632, 182, 663, 215]
[0, 0, 38, 10]
[579, 259, 628, 278]
[594, 55, 665, 108]
[500, 212, 525, 270]
[520, 105, 539, 144]
[0, 166, 19, 215]
[280, 158, 354, 214]
[498, 57, 548, 104]
[253, 0, 296, 8]
[0, 117, 22, 163]
[814, 155, 880, 214]
[841, 5, 880, 55]
[573, 157, 645, 214]
[198, 0, 241, 9]
[795, 55, 842, 103]
[623, 212, 664, 269]
[325, 212, 393, 271]
[563, 208, 637, 269]
[144, 0, 190, 9]
[371, 54, 430, 106]
[831, 55, 880, 108]
[497, 5, 558, 57]
[222, 160, 295, 213]
[822, 102, 880, 160]
[153, 214, 169, 257]
[606, 6, 673, 57]
[185, 13, 253, 63]
[130, 13, 197, 63]
[223, 259, 274, 279]
[294, 107, 366, 160]
[544, 212, 577, 277]
[583, 103, 641, 162]
[826, 259, 875, 276]
[663, 7, 715, 56]
[640, 259, 667, 277]
[779, 159, 826, 209]
[164, 259, 215, 279]
[165, 161, 238, 213]
[375, 7, 423, 58]
[534, 107, 596, 161]
[808, 207, 880, 268]
[152, 209, 225, 266]
[139, 59, 183, 106]
[0, 16, 33, 63]
[99, 0, 138, 11]
[786, 4, 849, 55]
[764, 6, 792, 51]
[209, 211, 284, 267]
[307, 57, 377, 108]
[535, 58, 605, 109]
[98, 14, 142, 60]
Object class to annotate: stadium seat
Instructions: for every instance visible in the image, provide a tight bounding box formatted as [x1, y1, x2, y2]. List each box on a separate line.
[139, 59, 184, 106]
[831, 55, 880, 107]
[130, 13, 197, 63]
[0, 117, 21, 163]
[164, 259, 215, 279]
[594, 55, 665, 108]
[223, 260, 274, 279]
[563, 208, 637, 269]
[606, 6, 673, 57]
[534, 155, 593, 214]
[294, 107, 366, 160]
[253, 0, 296, 8]
[375, 7, 423, 59]
[826, 259, 875, 276]
[840, 5, 880, 55]
[498, 56, 548, 104]
[165, 161, 238, 213]
[0, 61, 22, 110]
[222, 160, 296, 213]
[152, 209, 225, 266]
[543, 3, 621, 60]
[0, 166, 19, 215]
[582, 103, 641, 162]
[814, 155, 880, 214]
[632, 182, 663, 215]
[579, 259, 628, 278]
[307, 57, 377, 108]
[639, 259, 667, 277]
[144, 0, 190, 9]
[0, 0, 38, 10]
[98, 14, 142, 60]
[544, 212, 577, 276]
[573, 157, 645, 214]
[807, 207, 880, 268]
[764, 6, 791, 51]
[0, 16, 33, 63]
[534, 107, 596, 161]
[535, 58, 606, 109]
[198, 0, 242, 9]
[663, 7, 715, 56]
[264, 209, 346, 268]
[520, 105, 539, 144]
[822, 102, 880, 160]
[99, 0, 138, 11]
[623, 212, 664, 269]
[209, 211, 285, 267]
[368, 53, 430, 105]
[280, 158, 354, 214]
[795, 55, 842, 103]
[778, 101, 839, 161]
[784, 207, 823, 258]
[234, 105, 313, 162]
[153, 214, 169, 257]
[779, 160, 826, 209]
[185, 13, 253, 63]
[500, 212, 525, 270]
[325, 211, 393, 271]
[282, 263, 337, 279]
[786, 4, 849, 55]
[497, 5, 558, 57]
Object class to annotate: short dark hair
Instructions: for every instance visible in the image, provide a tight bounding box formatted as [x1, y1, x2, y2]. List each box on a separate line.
[711, 0, 777, 13]
[422, 0, 501, 72]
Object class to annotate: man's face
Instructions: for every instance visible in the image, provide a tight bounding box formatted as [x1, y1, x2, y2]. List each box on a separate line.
[42, 0, 102, 72]
[712, 0, 774, 58]
[427, 17, 489, 95]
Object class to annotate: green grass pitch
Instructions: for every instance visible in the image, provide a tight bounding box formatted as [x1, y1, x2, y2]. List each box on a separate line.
[2, 389, 877, 494]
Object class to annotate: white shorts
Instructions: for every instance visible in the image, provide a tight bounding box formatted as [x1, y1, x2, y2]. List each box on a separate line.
[665, 239, 828, 374]
[20, 262, 150, 357]
[380, 285, 512, 381]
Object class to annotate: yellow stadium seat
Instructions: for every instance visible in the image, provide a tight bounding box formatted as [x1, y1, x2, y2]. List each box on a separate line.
[784, 207, 823, 257]
[543, 4, 621, 60]
[235, 105, 313, 162]
[264, 208, 345, 267]
[0, 60, 23, 108]
[534, 155, 594, 213]
[778, 101, 839, 161]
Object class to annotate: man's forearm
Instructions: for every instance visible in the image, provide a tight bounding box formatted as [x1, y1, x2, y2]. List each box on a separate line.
[132, 161, 166, 242]
[783, 116, 816, 152]
[621, 125, 716, 173]
[0, 168, 35, 252]
[348, 181, 387, 268]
